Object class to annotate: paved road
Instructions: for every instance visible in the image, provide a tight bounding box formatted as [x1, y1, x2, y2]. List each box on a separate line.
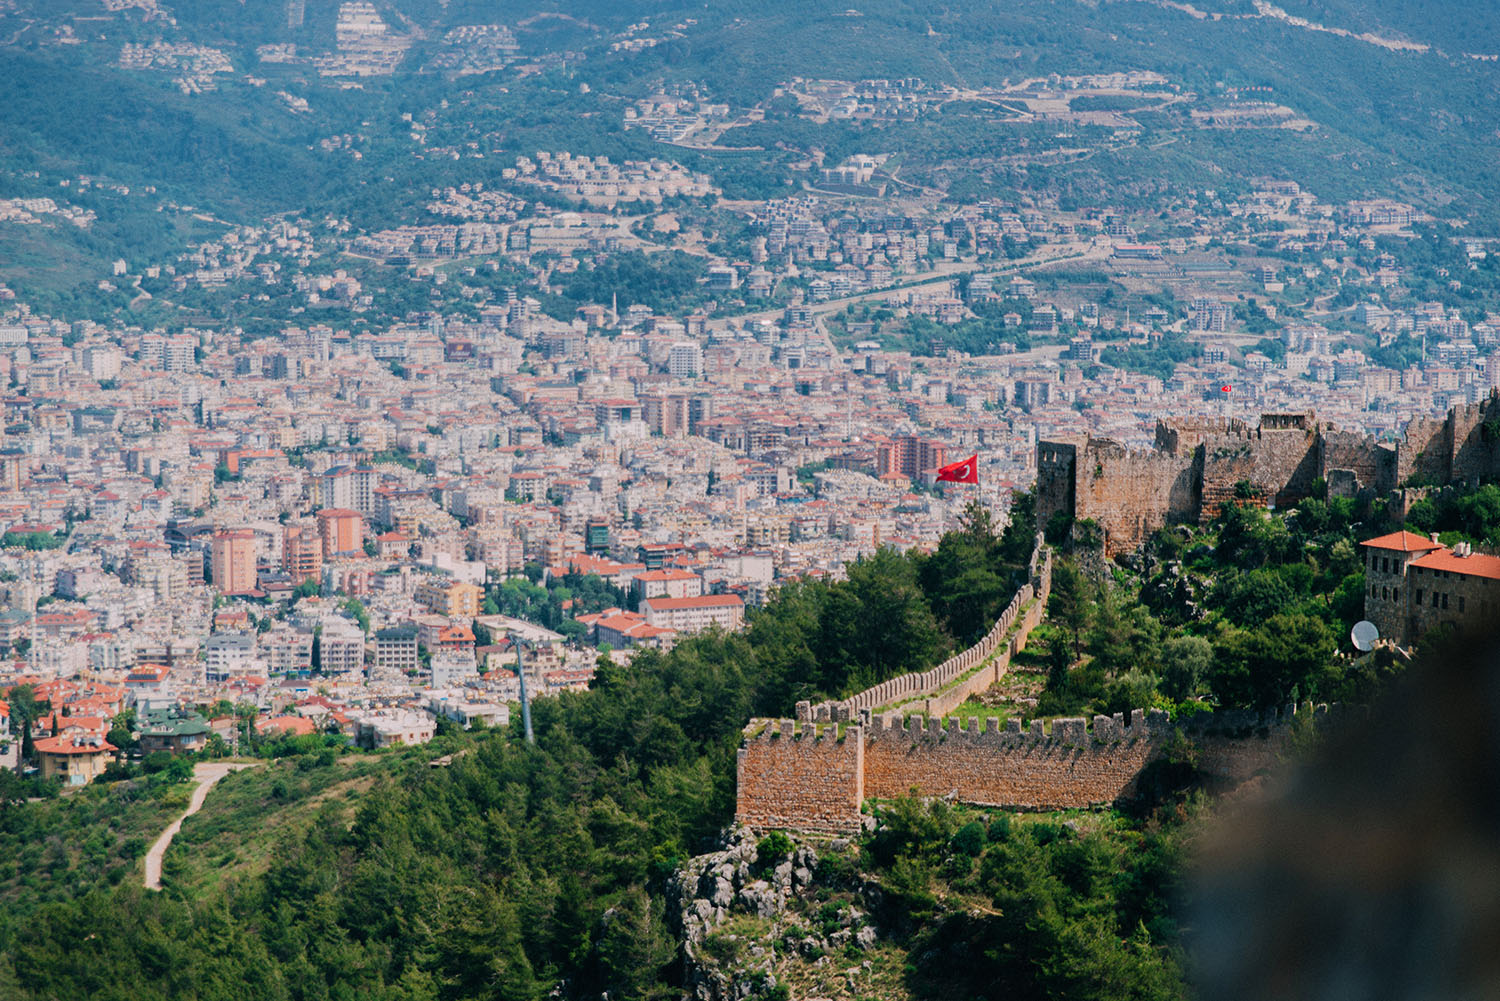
[704, 240, 1107, 333]
[143, 761, 258, 890]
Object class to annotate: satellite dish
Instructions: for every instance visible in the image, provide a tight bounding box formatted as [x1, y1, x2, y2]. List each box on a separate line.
[1351, 620, 1379, 653]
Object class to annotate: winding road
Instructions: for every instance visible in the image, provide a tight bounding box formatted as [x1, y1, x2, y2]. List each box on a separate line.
[143, 761, 258, 890]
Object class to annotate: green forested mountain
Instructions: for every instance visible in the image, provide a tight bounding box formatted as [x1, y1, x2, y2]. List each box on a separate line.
[2, 0, 1497, 219]
[2, 0, 1497, 315]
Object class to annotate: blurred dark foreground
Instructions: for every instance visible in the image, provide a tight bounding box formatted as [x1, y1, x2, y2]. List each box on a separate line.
[1190, 626, 1500, 1000]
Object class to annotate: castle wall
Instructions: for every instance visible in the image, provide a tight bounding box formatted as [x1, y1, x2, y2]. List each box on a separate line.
[918, 584, 1047, 718]
[862, 714, 1164, 809]
[1047, 400, 1500, 554]
[1155, 416, 1248, 456]
[1320, 432, 1396, 496]
[1035, 440, 1078, 531]
[802, 538, 1051, 723]
[1450, 396, 1500, 484]
[1074, 447, 1197, 554]
[1398, 414, 1452, 485]
[1198, 427, 1321, 519]
[735, 722, 863, 832]
[736, 706, 1313, 831]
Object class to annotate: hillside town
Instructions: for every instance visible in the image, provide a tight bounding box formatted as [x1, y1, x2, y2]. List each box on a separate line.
[0, 0, 1498, 772]
[0, 154, 1498, 763]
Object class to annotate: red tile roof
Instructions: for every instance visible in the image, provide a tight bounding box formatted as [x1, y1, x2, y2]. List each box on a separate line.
[635, 568, 700, 581]
[642, 594, 743, 610]
[1410, 549, 1500, 581]
[1360, 530, 1443, 553]
[33, 735, 115, 756]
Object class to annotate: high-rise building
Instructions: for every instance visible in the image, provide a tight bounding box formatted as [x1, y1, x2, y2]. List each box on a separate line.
[0, 450, 24, 493]
[668, 341, 703, 379]
[211, 529, 257, 596]
[585, 517, 611, 554]
[641, 393, 690, 436]
[282, 522, 323, 582]
[373, 625, 419, 677]
[320, 466, 377, 514]
[876, 435, 948, 479]
[316, 508, 364, 558]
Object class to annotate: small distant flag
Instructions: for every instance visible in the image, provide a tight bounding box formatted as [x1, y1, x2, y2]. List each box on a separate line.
[1220, 384, 1232, 393]
[936, 454, 979, 484]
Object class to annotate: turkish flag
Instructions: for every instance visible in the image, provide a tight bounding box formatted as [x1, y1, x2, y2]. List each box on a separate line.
[936, 454, 979, 483]
[1221, 385, 1232, 393]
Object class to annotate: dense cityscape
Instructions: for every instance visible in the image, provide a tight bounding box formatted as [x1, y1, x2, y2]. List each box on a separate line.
[1, 0, 1498, 998]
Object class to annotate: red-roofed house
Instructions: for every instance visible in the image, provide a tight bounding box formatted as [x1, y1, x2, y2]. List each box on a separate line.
[584, 609, 677, 650]
[632, 568, 703, 601]
[641, 593, 744, 634]
[1363, 531, 1500, 644]
[34, 733, 115, 786]
[256, 715, 317, 738]
[36, 713, 107, 740]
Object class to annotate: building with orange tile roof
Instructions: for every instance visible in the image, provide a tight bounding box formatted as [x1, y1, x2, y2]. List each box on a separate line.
[1362, 531, 1500, 644]
[34, 733, 115, 786]
[641, 593, 744, 633]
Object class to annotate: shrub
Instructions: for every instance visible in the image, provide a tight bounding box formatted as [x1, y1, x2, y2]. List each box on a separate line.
[756, 830, 795, 866]
[950, 821, 987, 858]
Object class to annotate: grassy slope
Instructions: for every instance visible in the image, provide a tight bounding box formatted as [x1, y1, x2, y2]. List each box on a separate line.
[0, 779, 189, 917]
[0, 748, 435, 919]
[161, 755, 392, 896]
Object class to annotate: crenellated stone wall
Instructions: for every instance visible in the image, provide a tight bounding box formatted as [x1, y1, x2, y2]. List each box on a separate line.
[735, 721, 864, 833]
[735, 703, 1336, 832]
[1037, 396, 1500, 556]
[1076, 445, 1199, 551]
[798, 537, 1051, 724]
[1320, 430, 1397, 499]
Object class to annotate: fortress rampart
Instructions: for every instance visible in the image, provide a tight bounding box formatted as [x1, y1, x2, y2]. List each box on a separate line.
[800, 537, 1052, 724]
[736, 703, 1337, 832]
[1037, 394, 1500, 555]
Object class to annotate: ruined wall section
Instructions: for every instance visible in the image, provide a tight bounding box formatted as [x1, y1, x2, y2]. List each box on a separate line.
[1398, 413, 1455, 486]
[737, 705, 1330, 830]
[1046, 399, 1498, 559]
[1198, 426, 1321, 520]
[1320, 431, 1397, 497]
[862, 711, 1171, 809]
[1449, 394, 1500, 484]
[1035, 440, 1079, 533]
[802, 538, 1051, 723]
[1155, 416, 1249, 456]
[1075, 443, 1197, 554]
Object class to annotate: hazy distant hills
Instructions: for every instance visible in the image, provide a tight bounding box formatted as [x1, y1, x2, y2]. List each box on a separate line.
[0, 0, 1496, 313]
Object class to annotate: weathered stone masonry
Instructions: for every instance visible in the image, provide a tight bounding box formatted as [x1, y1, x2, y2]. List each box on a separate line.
[735, 721, 863, 833]
[799, 538, 1052, 725]
[1036, 393, 1500, 556]
[736, 705, 1319, 833]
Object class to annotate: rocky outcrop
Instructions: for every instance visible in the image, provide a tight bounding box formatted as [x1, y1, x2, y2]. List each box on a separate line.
[670, 828, 881, 1001]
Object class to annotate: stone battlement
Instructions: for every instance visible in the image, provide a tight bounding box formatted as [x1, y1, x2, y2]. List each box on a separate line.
[736, 702, 1336, 832]
[866, 707, 1174, 746]
[799, 536, 1051, 723]
[1038, 396, 1500, 555]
